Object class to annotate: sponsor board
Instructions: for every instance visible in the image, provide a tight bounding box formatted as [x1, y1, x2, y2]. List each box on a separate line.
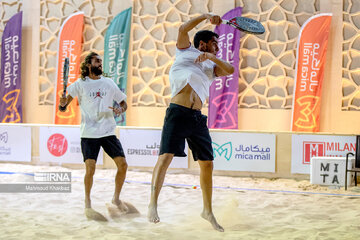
[310, 157, 354, 186]
[0, 125, 31, 162]
[291, 134, 356, 174]
[39, 126, 103, 164]
[119, 129, 188, 168]
[210, 132, 276, 172]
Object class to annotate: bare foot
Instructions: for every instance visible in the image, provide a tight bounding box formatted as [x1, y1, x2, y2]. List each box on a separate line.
[85, 208, 108, 222]
[123, 201, 140, 214]
[147, 204, 160, 223]
[112, 199, 129, 213]
[106, 202, 140, 219]
[201, 211, 224, 232]
[106, 203, 124, 218]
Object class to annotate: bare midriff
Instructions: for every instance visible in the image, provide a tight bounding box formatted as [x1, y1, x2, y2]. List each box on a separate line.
[170, 84, 202, 110]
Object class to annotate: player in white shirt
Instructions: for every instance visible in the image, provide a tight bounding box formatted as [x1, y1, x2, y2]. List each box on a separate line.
[147, 14, 234, 232]
[59, 52, 138, 221]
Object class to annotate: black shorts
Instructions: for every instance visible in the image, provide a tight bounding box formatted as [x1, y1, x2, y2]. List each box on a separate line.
[81, 135, 125, 162]
[159, 103, 214, 161]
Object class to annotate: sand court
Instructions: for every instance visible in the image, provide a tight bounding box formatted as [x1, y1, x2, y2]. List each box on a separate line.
[0, 163, 360, 239]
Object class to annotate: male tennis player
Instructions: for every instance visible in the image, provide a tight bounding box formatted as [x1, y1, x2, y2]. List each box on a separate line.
[59, 52, 138, 221]
[148, 13, 234, 232]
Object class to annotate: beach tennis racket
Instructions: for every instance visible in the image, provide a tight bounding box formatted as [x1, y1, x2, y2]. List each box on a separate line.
[62, 57, 70, 98]
[222, 17, 265, 35]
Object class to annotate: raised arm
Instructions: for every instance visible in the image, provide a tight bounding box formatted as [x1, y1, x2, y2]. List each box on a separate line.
[177, 13, 222, 49]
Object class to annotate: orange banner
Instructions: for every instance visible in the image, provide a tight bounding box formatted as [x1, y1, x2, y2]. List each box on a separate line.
[54, 12, 84, 125]
[291, 14, 332, 132]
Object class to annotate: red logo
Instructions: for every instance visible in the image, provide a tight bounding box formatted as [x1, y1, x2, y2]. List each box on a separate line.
[47, 133, 68, 157]
[94, 90, 103, 99]
[303, 141, 325, 164]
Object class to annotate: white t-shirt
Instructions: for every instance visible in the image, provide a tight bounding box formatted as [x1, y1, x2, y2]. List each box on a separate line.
[67, 76, 127, 138]
[169, 46, 216, 103]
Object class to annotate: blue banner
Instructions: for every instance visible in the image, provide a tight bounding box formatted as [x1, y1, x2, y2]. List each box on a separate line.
[0, 11, 22, 123]
[104, 7, 132, 126]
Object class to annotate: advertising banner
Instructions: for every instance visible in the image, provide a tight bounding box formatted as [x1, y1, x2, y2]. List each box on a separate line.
[104, 7, 132, 126]
[291, 134, 356, 174]
[0, 125, 31, 162]
[119, 128, 188, 168]
[54, 12, 84, 125]
[291, 14, 332, 132]
[39, 126, 103, 164]
[208, 7, 242, 129]
[210, 131, 276, 172]
[0, 12, 22, 123]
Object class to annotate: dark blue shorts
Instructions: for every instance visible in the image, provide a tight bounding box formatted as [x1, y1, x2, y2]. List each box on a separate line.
[81, 135, 125, 162]
[159, 103, 214, 161]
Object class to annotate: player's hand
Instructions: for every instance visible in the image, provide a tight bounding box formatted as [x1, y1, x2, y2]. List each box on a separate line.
[195, 52, 214, 63]
[109, 106, 124, 117]
[60, 96, 67, 107]
[205, 14, 221, 25]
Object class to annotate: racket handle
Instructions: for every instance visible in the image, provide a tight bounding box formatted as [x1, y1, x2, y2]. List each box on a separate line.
[222, 19, 229, 24]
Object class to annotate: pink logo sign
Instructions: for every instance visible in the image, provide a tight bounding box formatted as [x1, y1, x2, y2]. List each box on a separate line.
[47, 133, 68, 157]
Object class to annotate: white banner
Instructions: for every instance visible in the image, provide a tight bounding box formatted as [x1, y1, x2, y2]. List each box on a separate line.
[0, 125, 31, 162]
[119, 129, 188, 168]
[210, 132, 276, 172]
[291, 134, 356, 174]
[310, 156, 354, 186]
[39, 126, 103, 164]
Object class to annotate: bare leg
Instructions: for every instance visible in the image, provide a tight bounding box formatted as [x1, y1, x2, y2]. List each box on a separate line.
[111, 156, 128, 212]
[198, 160, 224, 232]
[148, 153, 174, 223]
[84, 159, 107, 221]
[84, 159, 96, 208]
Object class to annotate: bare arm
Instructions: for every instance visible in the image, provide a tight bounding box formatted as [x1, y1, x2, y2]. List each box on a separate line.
[195, 52, 234, 77]
[59, 95, 74, 112]
[109, 100, 127, 116]
[177, 13, 222, 49]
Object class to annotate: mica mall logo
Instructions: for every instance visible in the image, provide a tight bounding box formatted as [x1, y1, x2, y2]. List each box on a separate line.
[47, 133, 68, 157]
[303, 141, 325, 164]
[0, 132, 8, 143]
[212, 142, 232, 161]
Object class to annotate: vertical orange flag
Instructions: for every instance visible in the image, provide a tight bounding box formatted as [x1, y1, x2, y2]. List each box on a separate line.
[291, 14, 332, 132]
[54, 12, 84, 125]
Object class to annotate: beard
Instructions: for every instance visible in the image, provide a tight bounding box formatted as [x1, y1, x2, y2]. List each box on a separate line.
[91, 65, 102, 76]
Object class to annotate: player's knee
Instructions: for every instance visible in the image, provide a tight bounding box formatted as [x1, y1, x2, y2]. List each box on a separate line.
[85, 159, 96, 176]
[155, 155, 173, 169]
[114, 157, 128, 171]
[199, 161, 213, 171]
[117, 160, 128, 171]
[159, 153, 174, 164]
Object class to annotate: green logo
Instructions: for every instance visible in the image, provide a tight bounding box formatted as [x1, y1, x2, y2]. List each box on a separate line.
[212, 142, 232, 161]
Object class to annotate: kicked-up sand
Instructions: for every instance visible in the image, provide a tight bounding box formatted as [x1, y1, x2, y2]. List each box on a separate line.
[0, 163, 360, 240]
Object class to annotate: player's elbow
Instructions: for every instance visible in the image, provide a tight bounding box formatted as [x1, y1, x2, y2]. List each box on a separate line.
[178, 24, 186, 34]
[179, 23, 191, 34]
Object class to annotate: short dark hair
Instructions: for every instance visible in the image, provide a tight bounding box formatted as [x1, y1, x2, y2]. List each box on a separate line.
[193, 30, 219, 48]
[80, 52, 99, 80]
